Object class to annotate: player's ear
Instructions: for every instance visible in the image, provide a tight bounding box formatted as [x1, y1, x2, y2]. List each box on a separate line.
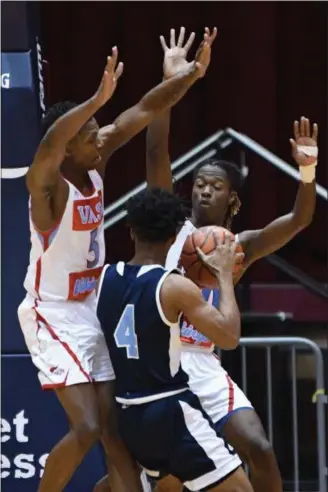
[228, 191, 237, 205]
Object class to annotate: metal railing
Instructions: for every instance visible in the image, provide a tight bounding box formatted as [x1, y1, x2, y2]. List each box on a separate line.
[103, 127, 328, 230]
[220, 337, 327, 492]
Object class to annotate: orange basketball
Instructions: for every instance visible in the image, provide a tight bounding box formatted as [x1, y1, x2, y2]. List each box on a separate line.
[180, 226, 243, 289]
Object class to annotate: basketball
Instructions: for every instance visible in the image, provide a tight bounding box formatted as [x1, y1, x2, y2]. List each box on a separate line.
[180, 226, 243, 288]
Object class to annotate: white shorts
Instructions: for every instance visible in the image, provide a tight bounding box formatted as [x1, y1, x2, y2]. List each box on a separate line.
[17, 293, 115, 389]
[181, 349, 253, 428]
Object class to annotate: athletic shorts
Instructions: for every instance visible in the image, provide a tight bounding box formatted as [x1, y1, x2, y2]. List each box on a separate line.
[117, 390, 242, 491]
[181, 349, 253, 430]
[17, 293, 115, 389]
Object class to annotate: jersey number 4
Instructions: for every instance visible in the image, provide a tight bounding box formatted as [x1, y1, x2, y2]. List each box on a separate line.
[114, 304, 139, 359]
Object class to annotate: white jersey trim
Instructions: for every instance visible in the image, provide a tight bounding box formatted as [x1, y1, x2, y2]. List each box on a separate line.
[155, 269, 181, 327]
[116, 387, 188, 405]
[96, 264, 110, 309]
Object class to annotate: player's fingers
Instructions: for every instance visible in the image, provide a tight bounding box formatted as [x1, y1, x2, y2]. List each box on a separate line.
[110, 46, 118, 70]
[177, 26, 185, 47]
[304, 117, 310, 137]
[294, 120, 300, 140]
[312, 123, 318, 141]
[184, 32, 195, 53]
[160, 35, 168, 51]
[213, 230, 224, 247]
[114, 61, 124, 80]
[196, 247, 207, 263]
[105, 55, 112, 73]
[170, 28, 176, 48]
[289, 138, 297, 154]
[235, 252, 245, 263]
[223, 232, 232, 247]
[230, 239, 236, 253]
[300, 116, 306, 137]
[210, 27, 218, 44]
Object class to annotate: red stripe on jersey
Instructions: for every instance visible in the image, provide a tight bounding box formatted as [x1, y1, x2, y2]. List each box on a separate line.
[35, 258, 42, 299]
[225, 374, 234, 412]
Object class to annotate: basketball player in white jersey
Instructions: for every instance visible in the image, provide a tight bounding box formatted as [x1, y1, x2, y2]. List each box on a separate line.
[17, 41, 214, 492]
[144, 27, 318, 492]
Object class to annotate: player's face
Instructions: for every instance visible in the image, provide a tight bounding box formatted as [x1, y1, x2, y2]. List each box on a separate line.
[68, 118, 104, 170]
[191, 165, 231, 226]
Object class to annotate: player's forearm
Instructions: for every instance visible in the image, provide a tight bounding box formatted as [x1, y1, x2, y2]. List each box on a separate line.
[146, 110, 173, 190]
[291, 180, 316, 228]
[140, 65, 199, 114]
[42, 97, 101, 150]
[214, 271, 241, 346]
[146, 110, 171, 156]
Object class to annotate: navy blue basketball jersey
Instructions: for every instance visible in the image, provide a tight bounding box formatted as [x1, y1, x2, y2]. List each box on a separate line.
[97, 262, 189, 403]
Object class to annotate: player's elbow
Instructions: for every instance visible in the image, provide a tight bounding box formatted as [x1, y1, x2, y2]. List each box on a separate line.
[299, 213, 313, 229]
[292, 208, 314, 230]
[214, 319, 241, 350]
[221, 334, 240, 350]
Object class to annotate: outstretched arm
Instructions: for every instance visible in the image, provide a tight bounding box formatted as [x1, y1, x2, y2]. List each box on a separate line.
[239, 117, 317, 268]
[97, 34, 211, 171]
[27, 50, 123, 230]
[146, 27, 217, 191]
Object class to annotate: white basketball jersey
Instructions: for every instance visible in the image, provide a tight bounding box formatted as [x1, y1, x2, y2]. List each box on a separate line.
[166, 220, 214, 351]
[166, 220, 242, 351]
[24, 170, 105, 302]
[165, 219, 195, 271]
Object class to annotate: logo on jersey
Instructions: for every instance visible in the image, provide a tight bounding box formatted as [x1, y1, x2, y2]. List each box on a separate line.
[180, 288, 220, 348]
[72, 192, 103, 231]
[68, 267, 102, 301]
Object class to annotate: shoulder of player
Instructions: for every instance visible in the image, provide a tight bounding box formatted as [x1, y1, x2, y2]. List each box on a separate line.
[236, 229, 261, 250]
[162, 272, 198, 300]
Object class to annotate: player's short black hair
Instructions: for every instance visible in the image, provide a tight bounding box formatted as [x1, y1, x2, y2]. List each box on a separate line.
[126, 187, 187, 243]
[193, 158, 244, 192]
[41, 101, 78, 137]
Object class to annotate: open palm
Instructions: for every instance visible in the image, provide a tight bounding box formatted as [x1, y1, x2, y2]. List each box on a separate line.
[94, 47, 124, 107]
[161, 27, 217, 80]
[290, 117, 318, 167]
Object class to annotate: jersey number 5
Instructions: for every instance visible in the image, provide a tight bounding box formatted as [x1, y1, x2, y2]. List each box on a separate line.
[87, 229, 100, 268]
[114, 304, 139, 359]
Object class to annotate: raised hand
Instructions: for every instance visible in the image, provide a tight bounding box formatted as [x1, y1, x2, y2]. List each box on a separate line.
[94, 47, 124, 107]
[160, 27, 195, 79]
[197, 232, 244, 274]
[290, 117, 318, 167]
[194, 27, 217, 78]
[160, 27, 217, 80]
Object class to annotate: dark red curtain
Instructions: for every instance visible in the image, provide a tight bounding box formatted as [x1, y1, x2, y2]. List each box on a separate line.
[40, 1, 327, 281]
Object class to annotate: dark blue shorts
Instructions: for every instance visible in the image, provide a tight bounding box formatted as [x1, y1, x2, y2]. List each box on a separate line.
[117, 390, 241, 491]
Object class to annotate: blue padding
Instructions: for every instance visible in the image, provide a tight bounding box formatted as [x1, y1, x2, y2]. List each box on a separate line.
[1, 355, 107, 491]
[1, 52, 41, 168]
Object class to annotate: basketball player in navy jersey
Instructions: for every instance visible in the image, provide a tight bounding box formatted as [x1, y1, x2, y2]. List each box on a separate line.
[144, 27, 318, 492]
[97, 187, 254, 492]
[19, 38, 215, 492]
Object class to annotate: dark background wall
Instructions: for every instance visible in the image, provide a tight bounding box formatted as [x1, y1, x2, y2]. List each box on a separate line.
[40, 1, 327, 282]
